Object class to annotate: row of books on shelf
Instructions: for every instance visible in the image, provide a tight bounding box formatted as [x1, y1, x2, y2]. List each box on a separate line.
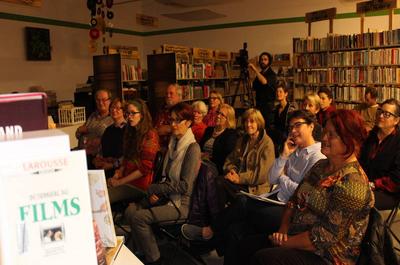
[178, 84, 211, 101]
[294, 29, 400, 53]
[294, 48, 400, 68]
[295, 67, 400, 84]
[294, 85, 400, 103]
[176, 62, 229, 80]
[121, 64, 143, 81]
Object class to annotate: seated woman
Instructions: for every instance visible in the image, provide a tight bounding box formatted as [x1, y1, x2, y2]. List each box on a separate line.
[200, 103, 238, 175]
[218, 108, 275, 207]
[269, 80, 296, 155]
[191, 100, 208, 143]
[317, 87, 336, 126]
[360, 98, 400, 210]
[107, 99, 159, 204]
[203, 90, 223, 127]
[301, 92, 322, 141]
[125, 102, 201, 265]
[236, 109, 374, 265]
[93, 98, 126, 178]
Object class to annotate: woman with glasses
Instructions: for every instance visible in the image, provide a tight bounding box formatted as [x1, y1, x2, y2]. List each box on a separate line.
[200, 103, 238, 175]
[360, 98, 400, 210]
[125, 102, 201, 265]
[203, 90, 224, 127]
[93, 98, 126, 178]
[191, 100, 208, 143]
[107, 99, 159, 204]
[75, 89, 114, 168]
[238, 109, 373, 265]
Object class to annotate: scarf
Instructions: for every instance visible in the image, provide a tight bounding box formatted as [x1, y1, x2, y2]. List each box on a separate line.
[162, 128, 196, 207]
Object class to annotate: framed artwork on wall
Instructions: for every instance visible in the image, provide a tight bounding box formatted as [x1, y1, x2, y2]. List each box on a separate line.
[25, 27, 51, 61]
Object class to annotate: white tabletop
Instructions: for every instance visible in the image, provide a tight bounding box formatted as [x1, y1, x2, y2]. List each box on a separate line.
[114, 245, 144, 265]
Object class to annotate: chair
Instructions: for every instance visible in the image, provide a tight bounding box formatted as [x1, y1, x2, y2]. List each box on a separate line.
[385, 197, 400, 252]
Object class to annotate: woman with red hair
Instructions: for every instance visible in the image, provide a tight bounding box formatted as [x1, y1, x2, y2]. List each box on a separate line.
[234, 110, 374, 265]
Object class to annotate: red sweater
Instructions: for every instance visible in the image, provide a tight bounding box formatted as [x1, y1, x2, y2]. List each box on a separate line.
[122, 129, 160, 190]
[191, 122, 207, 143]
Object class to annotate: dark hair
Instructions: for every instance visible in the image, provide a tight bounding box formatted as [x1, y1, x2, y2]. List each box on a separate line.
[109, 98, 122, 110]
[123, 99, 153, 161]
[259, 52, 273, 67]
[381, 98, 400, 117]
[276, 80, 288, 93]
[365, 87, 378, 99]
[170, 102, 194, 123]
[327, 109, 367, 159]
[318, 87, 333, 100]
[288, 109, 317, 125]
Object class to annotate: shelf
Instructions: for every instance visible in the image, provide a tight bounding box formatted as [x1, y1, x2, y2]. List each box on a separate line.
[123, 79, 147, 82]
[295, 82, 400, 86]
[294, 44, 400, 54]
[295, 64, 400, 69]
[177, 77, 229, 81]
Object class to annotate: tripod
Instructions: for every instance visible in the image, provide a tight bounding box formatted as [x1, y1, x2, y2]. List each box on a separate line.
[231, 68, 254, 108]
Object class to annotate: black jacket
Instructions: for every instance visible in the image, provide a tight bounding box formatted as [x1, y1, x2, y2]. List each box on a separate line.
[357, 208, 399, 265]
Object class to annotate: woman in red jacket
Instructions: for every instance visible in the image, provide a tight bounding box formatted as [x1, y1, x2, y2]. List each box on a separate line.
[107, 99, 160, 204]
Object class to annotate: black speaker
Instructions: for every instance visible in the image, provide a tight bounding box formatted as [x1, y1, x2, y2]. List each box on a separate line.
[74, 90, 95, 119]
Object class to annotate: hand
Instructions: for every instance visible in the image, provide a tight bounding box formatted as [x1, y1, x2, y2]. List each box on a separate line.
[113, 169, 123, 179]
[77, 125, 88, 135]
[149, 194, 160, 205]
[269, 232, 288, 246]
[282, 137, 297, 158]
[248, 63, 257, 72]
[225, 169, 240, 184]
[107, 177, 121, 188]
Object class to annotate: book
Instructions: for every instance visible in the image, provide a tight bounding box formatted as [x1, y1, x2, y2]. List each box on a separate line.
[0, 150, 97, 265]
[105, 236, 124, 265]
[239, 189, 285, 206]
[88, 170, 117, 248]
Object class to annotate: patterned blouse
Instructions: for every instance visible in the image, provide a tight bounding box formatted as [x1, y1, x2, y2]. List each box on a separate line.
[288, 159, 374, 265]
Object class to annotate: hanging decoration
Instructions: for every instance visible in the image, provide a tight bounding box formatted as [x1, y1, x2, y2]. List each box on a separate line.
[87, 0, 114, 54]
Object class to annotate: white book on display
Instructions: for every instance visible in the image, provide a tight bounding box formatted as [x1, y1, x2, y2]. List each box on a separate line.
[0, 150, 97, 265]
[88, 170, 117, 248]
[239, 188, 286, 206]
[0, 129, 70, 159]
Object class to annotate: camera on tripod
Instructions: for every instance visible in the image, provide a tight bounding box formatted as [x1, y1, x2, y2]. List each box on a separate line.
[235, 42, 249, 75]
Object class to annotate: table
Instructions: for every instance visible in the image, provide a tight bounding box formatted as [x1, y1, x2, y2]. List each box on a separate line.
[114, 245, 143, 265]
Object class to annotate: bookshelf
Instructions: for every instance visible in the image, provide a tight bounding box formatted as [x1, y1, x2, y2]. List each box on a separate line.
[147, 45, 249, 112]
[94, 46, 147, 102]
[293, 29, 400, 108]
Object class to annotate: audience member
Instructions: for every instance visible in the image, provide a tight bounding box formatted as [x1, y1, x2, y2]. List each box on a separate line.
[301, 92, 322, 141]
[76, 89, 113, 168]
[125, 102, 201, 265]
[360, 98, 400, 210]
[213, 110, 325, 261]
[93, 98, 126, 178]
[218, 108, 275, 207]
[200, 103, 238, 175]
[153, 83, 182, 150]
[237, 110, 373, 265]
[270, 80, 296, 155]
[317, 87, 336, 126]
[191, 100, 208, 143]
[203, 90, 223, 127]
[359, 86, 379, 132]
[107, 99, 159, 204]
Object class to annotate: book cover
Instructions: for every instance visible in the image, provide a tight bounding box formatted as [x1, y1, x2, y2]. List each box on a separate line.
[0, 150, 97, 265]
[88, 170, 117, 248]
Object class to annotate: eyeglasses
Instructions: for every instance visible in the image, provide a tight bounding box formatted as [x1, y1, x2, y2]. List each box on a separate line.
[288, 121, 308, 131]
[125, 111, 140, 117]
[377, 108, 398, 119]
[210, 97, 219, 100]
[96, 98, 110, 103]
[171, 118, 184, 125]
[110, 106, 123, 111]
[217, 110, 227, 119]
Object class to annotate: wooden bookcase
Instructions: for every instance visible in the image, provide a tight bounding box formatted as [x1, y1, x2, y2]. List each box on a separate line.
[293, 29, 400, 109]
[147, 45, 250, 112]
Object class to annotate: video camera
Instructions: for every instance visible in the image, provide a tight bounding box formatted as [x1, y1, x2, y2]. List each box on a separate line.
[235, 42, 249, 74]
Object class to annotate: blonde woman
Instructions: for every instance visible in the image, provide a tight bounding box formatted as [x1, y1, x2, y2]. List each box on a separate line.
[203, 90, 224, 127]
[302, 92, 322, 141]
[191, 100, 208, 143]
[218, 108, 275, 205]
[200, 103, 238, 175]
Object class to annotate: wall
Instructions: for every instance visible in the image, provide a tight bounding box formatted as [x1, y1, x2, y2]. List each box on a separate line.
[0, 1, 144, 101]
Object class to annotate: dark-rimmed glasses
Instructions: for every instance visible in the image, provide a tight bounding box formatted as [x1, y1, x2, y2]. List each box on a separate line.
[288, 121, 308, 131]
[125, 111, 140, 117]
[377, 108, 398, 119]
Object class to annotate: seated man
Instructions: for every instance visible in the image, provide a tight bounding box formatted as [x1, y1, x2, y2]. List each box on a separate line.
[212, 110, 325, 261]
[360, 98, 400, 210]
[358, 86, 379, 132]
